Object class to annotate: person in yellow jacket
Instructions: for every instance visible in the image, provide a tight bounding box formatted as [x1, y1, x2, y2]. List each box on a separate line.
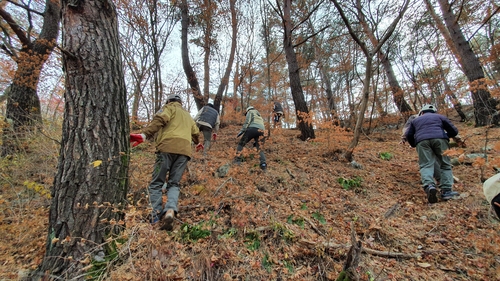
[482, 173, 500, 220]
[130, 94, 200, 231]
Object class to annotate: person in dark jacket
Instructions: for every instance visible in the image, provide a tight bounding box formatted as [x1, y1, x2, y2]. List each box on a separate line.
[194, 103, 220, 154]
[405, 104, 460, 203]
[234, 106, 267, 170]
[273, 101, 284, 125]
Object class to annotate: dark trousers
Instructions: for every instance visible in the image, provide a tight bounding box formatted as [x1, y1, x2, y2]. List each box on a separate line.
[235, 127, 266, 165]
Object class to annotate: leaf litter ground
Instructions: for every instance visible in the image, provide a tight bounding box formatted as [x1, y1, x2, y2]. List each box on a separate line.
[1, 113, 499, 280]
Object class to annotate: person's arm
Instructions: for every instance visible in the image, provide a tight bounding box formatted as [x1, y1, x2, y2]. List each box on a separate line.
[442, 117, 458, 138]
[142, 105, 172, 138]
[214, 114, 220, 132]
[193, 108, 203, 122]
[191, 121, 200, 144]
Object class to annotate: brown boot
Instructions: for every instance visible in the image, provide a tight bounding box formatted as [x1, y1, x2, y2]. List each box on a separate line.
[160, 209, 175, 231]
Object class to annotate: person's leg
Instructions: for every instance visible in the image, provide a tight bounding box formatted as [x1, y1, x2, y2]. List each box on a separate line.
[234, 131, 251, 163]
[417, 140, 438, 203]
[416, 140, 437, 187]
[253, 130, 267, 169]
[432, 138, 459, 199]
[164, 154, 190, 213]
[148, 153, 171, 222]
[200, 126, 212, 151]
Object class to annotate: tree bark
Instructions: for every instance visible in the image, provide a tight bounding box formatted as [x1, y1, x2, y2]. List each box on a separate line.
[279, 0, 315, 140]
[214, 0, 237, 112]
[1, 0, 60, 154]
[34, 0, 130, 279]
[436, 0, 495, 126]
[180, 0, 204, 110]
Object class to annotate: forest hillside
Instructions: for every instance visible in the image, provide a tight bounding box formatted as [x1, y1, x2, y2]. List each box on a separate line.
[1, 109, 499, 281]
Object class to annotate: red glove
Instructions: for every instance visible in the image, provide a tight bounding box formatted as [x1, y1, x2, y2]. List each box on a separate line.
[212, 133, 217, 141]
[130, 134, 146, 147]
[196, 143, 204, 152]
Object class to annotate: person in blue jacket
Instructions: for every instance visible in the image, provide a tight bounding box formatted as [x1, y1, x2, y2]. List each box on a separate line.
[405, 104, 460, 203]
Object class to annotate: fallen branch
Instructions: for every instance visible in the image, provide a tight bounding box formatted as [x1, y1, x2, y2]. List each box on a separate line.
[213, 177, 233, 196]
[301, 215, 325, 237]
[298, 239, 421, 259]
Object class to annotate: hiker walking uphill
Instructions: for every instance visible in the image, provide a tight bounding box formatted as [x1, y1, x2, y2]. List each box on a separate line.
[234, 106, 267, 170]
[193, 103, 220, 154]
[405, 104, 460, 203]
[129, 94, 200, 231]
[273, 101, 284, 126]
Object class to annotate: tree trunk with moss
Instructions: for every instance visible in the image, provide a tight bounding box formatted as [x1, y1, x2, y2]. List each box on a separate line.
[0, 0, 60, 155]
[33, 0, 130, 279]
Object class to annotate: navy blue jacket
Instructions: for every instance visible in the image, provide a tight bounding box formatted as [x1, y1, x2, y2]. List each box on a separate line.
[405, 112, 458, 147]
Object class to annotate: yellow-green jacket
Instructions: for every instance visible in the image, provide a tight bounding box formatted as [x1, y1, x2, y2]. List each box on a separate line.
[142, 101, 200, 158]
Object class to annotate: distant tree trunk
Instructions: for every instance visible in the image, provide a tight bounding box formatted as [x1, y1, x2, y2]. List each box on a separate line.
[34, 0, 129, 279]
[0, 0, 61, 155]
[378, 52, 413, 115]
[331, 0, 409, 161]
[356, 3, 413, 116]
[180, 0, 204, 110]
[279, 0, 315, 140]
[214, 0, 237, 112]
[436, 0, 495, 126]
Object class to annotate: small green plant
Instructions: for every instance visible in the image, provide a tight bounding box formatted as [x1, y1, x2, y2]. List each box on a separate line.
[286, 215, 304, 228]
[262, 253, 272, 273]
[379, 152, 393, 160]
[366, 271, 375, 281]
[272, 223, 295, 242]
[311, 212, 326, 224]
[218, 227, 237, 239]
[178, 222, 211, 242]
[245, 232, 260, 250]
[300, 203, 308, 210]
[337, 176, 363, 190]
[284, 260, 294, 273]
[23, 180, 51, 198]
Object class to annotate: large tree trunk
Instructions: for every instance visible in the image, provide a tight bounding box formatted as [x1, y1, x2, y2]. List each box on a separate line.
[1, 0, 60, 155]
[180, 0, 204, 110]
[214, 0, 237, 112]
[281, 0, 315, 140]
[33, 0, 130, 279]
[437, 0, 495, 126]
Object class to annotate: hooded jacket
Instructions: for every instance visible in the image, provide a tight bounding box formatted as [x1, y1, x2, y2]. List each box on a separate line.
[405, 112, 458, 147]
[142, 101, 200, 157]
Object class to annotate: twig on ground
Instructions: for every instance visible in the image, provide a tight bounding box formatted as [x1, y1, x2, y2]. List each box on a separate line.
[213, 177, 233, 196]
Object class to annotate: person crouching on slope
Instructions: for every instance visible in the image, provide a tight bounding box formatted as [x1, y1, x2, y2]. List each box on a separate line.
[404, 104, 460, 203]
[130, 94, 200, 231]
[234, 106, 267, 171]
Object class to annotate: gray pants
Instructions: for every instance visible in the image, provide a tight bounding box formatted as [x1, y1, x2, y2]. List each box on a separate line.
[198, 124, 212, 152]
[416, 139, 454, 190]
[148, 152, 189, 220]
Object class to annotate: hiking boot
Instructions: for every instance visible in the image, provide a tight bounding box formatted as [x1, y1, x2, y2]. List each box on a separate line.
[150, 216, 160, 225]
[160, 209, 175, 231]
[441, 190, 459, 200]
[260, 163, 267, 171]
[425, 185, 438, 204]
